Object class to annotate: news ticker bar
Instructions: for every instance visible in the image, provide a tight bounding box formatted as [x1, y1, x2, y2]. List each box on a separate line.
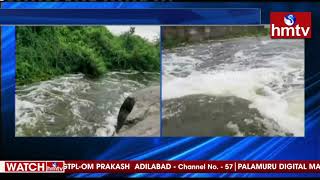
[1, 160, 320, 173]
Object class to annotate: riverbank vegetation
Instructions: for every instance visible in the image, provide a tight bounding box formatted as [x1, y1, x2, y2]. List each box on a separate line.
[163, 26, 270, 49]
[16, 26, 160, 85]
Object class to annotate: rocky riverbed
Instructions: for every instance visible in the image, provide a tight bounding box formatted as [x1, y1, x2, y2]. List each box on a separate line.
[116, 86, 160, 136]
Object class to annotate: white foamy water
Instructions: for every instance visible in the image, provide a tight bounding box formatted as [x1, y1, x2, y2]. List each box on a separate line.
[163, 37, 304, 136]
[16, 72, 159, 136]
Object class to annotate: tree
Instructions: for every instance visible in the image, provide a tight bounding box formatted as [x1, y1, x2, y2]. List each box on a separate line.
[124, 27, 136, 51]
[129, 27, 135, 35]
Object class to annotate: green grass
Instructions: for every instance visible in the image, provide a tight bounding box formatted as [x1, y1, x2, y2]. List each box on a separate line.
[16, 26, 160, 85]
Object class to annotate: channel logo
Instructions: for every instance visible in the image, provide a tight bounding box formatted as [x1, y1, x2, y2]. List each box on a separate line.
[284, 14, 296, 26]
[270, 12, 312, 39]
[46, 161, 65, 172]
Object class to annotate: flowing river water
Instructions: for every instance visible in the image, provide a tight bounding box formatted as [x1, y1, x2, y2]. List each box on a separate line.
[16, 71, 159, 136]
[16, 36, 305, 137]
[162, 36, 304, 136]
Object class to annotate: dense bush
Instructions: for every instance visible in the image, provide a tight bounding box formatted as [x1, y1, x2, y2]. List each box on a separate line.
[16, 26, 160, 85]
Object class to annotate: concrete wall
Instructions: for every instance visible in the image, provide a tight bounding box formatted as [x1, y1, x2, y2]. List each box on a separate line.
[163, 26, 268, 44]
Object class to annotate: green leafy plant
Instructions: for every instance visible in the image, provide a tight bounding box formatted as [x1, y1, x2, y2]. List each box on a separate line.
[16, 26, 160, 85]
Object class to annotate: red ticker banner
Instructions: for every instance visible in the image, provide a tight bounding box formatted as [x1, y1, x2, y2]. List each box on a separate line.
[1, 160, 320, 173]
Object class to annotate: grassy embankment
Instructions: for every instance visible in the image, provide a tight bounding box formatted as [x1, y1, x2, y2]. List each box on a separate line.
[16, 26, 160, 85]
[163, 26, 270, 49]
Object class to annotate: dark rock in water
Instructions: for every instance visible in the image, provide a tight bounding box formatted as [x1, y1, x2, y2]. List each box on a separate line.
[162, 94, 293, 137]
[116, 86, 160, 136]
[116, 97, 135, 133]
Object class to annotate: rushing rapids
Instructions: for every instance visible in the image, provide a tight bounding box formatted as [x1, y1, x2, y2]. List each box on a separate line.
[162, 36, 304, 136]
[16, 71, 159, 136]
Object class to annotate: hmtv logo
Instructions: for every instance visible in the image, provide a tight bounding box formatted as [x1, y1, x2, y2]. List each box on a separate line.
[46, 161, 65, 172]
[270, 12, 312, 38]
